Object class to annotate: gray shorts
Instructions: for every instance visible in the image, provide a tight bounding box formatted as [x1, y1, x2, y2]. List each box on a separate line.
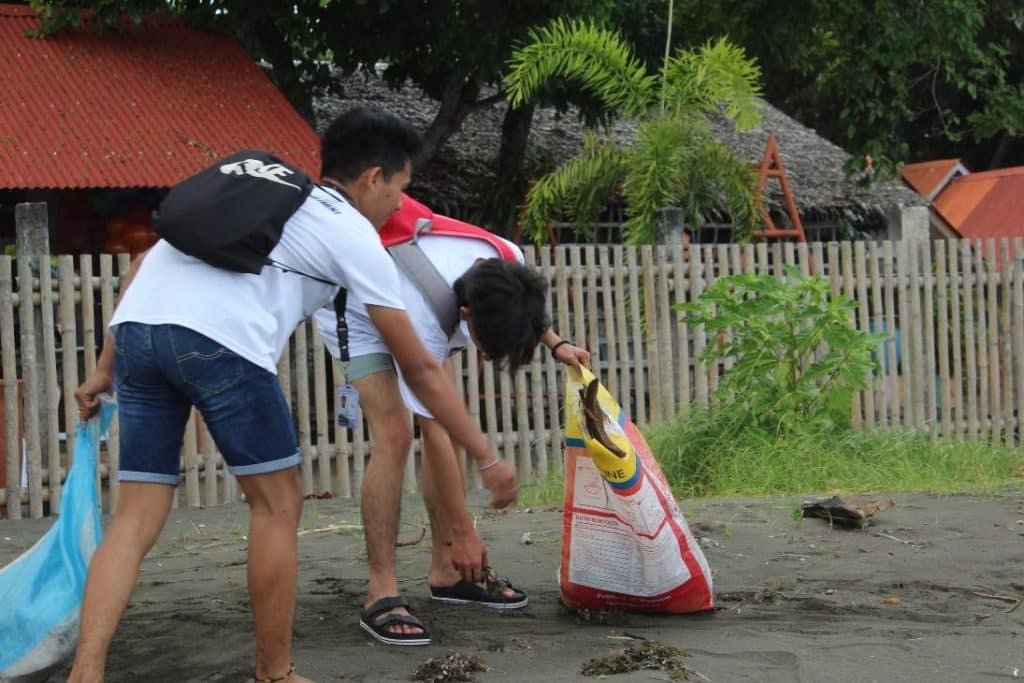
[343, 352, 395, 383]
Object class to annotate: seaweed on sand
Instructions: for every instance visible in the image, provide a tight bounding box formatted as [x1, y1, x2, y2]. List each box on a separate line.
[580, 641, 693, 679]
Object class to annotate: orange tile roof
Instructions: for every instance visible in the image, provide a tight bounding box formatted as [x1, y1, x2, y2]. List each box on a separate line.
[901, 158, 963, 199]
[933, 167, 1024, 240]
[0, 4, 319, 189]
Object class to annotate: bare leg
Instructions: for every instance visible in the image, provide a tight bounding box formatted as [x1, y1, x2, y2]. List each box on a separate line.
[419, 416, 518, 598]
[68, 483, 176, 683]
[237, 467, 313, 682]
[354, 369, 423, 637]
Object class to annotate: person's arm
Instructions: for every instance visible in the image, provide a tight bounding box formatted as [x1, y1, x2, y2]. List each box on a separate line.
[366, 304, 517, 510]
[541, 328, 591, 367]
[74, 249, 150, 419]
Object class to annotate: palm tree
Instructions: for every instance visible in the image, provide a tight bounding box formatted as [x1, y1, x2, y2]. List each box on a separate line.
[506, 15, 763, 244]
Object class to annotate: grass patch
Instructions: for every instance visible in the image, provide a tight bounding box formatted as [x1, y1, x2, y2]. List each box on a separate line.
[646, 409, 1024, 498]
[517, 469, 565, 507]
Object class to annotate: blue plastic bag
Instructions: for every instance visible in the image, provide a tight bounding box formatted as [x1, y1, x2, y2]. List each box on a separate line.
[0, 397, 115, 681]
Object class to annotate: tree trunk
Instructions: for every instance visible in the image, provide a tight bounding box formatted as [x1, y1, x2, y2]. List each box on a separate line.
[247, 20, 316, 126]
[480, 103, 536, 237]
[415, 65, 481, 167]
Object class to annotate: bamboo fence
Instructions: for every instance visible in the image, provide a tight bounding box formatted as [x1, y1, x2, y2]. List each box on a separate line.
[1, 238, 1022, 518]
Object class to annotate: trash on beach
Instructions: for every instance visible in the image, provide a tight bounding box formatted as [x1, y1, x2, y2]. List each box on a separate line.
[801, 495, 895, 529]
[580, 641, 694, 679]
[574, 606, 627, 625]
[410, 651, 489, 682]
[520, 532, 533, 545]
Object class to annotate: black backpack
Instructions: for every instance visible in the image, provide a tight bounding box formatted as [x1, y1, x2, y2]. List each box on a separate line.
[156, 149, 353, 360]
[157, 149, 315, 274]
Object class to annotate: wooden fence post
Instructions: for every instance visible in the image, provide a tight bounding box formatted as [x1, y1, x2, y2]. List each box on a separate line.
[15, 203, 52, 518]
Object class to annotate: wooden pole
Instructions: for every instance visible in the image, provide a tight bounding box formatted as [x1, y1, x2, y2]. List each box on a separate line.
[598, 246, 619, 400]
[672, 243, 691, 414]
[1, 257, 21, 519]
[524, 247, 549, 478]
[840, 242, 862, 429]
[16, 203, 50, 504]
[689, 243, 708, 408]
[868, 241, 886, 429]
[100, 255, 119, 509]
[183, 410, 200, 507]
[961, 241, 978, 440]
[58, 257, 80, 464]
[612, 246, 632, 414]
[291, 322, 313, 495]
[313, 334, 331, 495]
[920, 241, 938, 435]
[33, 262, 58, 518]
[854, 241, 874, 428]
[656, 245, 676, 420]
[946, 242, 964, 439]
[541, 248, 562, 473]
[934, 241, 952, 438]
[15, 255, 41, 521]
[998, 239, 1015, 446]
[641, 245, 660, 423]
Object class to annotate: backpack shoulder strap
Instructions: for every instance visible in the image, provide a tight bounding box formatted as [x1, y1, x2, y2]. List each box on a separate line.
[387, 241, 461, 337]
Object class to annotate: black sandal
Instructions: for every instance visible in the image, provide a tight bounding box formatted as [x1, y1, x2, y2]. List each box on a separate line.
[252, 664, 294, 682]
[359, 595, 431, 646]
[429, 576, 528, 609]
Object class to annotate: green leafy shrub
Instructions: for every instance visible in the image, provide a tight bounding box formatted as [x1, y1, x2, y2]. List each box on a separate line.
[677, 267, 886, 436]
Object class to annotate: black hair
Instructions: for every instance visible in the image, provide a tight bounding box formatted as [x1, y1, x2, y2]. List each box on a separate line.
[320, 106, 422, 181]
[453, 259, 550, 373]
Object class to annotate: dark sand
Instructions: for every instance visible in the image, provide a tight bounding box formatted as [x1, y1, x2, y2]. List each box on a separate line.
[2, 491, 1022, 682]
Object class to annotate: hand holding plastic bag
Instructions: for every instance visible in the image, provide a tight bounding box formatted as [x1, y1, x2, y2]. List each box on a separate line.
[0, 397, 116, 682]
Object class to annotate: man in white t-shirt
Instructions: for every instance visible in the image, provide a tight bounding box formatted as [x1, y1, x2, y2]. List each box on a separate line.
[315, 223, 589, 646]
[70, 108, 515, 683]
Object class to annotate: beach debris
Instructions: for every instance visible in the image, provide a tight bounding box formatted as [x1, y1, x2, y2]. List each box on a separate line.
[411, 651, 488, 682]
[968, 590, 1021, 613]
[755, 577, 782, 603]
[574, 606, 626, 625]
[883, 596, 902, 606]
[520, 532, 533, 545]
[801, 495, 894, 529]
[873, 531, 926, 549]
[580, 641, 694, 679]
[296, 522, 363, 537]
[396, 527, 427, 548]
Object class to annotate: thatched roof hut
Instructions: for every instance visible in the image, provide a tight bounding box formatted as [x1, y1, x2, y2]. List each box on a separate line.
[314, 71, 924, 234]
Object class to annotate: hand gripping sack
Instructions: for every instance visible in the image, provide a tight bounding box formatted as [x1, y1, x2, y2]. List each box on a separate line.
[0, 398, 116, 681]
[559, 367, 713, 613]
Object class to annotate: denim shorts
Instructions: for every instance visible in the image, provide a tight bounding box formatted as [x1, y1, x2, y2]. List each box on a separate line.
[113, 322, 300, 485]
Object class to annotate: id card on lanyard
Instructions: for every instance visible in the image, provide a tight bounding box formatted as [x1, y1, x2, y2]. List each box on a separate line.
[336, 384, 361, 428]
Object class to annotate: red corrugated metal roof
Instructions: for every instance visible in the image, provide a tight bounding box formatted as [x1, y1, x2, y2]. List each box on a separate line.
[933, 167, 1024, 240]
[901, 158, 964, 199]
[0, 4, 319, 189]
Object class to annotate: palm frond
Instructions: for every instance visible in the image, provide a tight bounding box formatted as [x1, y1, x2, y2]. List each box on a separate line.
[662, 38, 763, 130]
[519, 133, 628, 243]
[621, 114, 759, 243]
[506, 17, 658, 118]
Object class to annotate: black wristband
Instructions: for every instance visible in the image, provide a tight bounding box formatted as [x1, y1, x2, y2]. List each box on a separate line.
[550, 340, 572, 358]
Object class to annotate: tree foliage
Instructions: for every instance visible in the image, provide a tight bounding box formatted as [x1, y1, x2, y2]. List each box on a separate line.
[507, 17, 763, 244]
[662, 0, 1024, 173]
